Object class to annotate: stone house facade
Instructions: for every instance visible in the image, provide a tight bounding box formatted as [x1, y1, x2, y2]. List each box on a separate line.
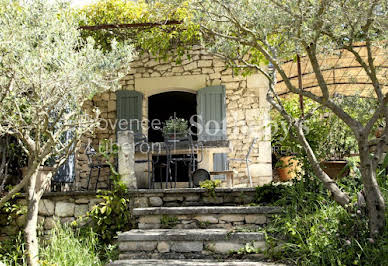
[75, 46, 272, 190]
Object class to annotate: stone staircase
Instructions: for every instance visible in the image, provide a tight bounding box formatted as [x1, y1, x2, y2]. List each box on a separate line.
[117, 229, 265, 260]
[109, 191, 283, 265]
[134, 206, 281, 230]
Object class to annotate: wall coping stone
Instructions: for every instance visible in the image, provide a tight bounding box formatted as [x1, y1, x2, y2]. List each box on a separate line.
[17, 187, 257, 199]
[127, 187, 257, 195]
[133, 206, 282, 216]
[16, 191, 97, 199]
[118, 229, 264, 242]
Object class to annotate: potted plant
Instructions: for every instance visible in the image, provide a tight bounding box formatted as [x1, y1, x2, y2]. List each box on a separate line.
[271, 97, 329, 181]
[271, 101, 305, 182]
[319, 115, 356, 179]
[162, 117, 189, 141]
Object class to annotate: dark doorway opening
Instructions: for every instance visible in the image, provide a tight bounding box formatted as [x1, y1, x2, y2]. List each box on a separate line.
[148, 91, 197, 184]
[148, 91, 197, 142]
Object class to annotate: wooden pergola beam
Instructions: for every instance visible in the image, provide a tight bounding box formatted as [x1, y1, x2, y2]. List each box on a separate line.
[79, 20, 182, 31]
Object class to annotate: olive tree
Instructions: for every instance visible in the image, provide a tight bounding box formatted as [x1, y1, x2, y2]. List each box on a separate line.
[162, 0, 388, 235]
[0, 0, 133, 264]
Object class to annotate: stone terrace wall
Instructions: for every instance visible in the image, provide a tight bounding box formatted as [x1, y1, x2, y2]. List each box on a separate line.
[0, 188, 260, 240]
[76, 45, 272, 190]
[0, 192, 102, 240]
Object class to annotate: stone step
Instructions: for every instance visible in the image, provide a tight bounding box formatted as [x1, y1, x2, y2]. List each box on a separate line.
[133, 206, 282, 229]
[108, 259, 284, 266]
[132, 188, 259, 208]
[118, 229, 266, 260]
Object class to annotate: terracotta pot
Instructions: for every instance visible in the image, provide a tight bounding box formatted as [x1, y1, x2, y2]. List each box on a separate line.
[21, 166, 54, 192]
[277, 156, 302, 182]
[320, 160, 349, 179]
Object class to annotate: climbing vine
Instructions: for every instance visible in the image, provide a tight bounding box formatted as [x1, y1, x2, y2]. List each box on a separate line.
[79, 0, 200, 61]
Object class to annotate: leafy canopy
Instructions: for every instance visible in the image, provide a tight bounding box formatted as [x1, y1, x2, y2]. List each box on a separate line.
[0, 0, 133, 206]
[79, 0, 200, 61]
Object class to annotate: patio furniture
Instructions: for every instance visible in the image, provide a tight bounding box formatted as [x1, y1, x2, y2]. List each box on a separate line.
[85, 146, 110, 191]
[227, 137, 258, 187]
[164, 133, 198, 188]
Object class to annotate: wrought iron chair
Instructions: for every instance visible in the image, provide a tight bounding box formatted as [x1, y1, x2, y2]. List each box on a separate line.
[164, 133, 196, 188]
[85, 146, 111, 191]
[227, 137, 258, 187]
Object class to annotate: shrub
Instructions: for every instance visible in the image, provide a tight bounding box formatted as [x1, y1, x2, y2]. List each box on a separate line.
[254, 183, 288, 204]
[264, 174, 388, 265]
[83, 140, 133, 244]
[200, 179, 221, 198]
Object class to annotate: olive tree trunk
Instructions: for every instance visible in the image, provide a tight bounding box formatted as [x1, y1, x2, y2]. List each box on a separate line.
[358, 139, 386, 236]
[25, 169, 40, 266]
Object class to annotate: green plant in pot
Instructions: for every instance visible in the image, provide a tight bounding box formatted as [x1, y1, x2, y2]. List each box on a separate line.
[318, 115, 354, 179]
[271, 97, 329, 181]
[271, 101, 303, 182]
[162, 117, 189, 140]
[318, 95, 375, 179]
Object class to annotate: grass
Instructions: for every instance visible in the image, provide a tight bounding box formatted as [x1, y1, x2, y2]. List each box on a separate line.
[0, 223, 117, 266]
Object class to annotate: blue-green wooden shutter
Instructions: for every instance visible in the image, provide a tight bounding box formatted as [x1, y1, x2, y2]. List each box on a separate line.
[197, 85, 226, 141]
[116, 90, 143, 134]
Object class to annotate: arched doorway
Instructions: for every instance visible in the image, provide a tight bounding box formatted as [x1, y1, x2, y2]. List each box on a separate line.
[148, 91, 197, 183]
[148, 91, 197, 142]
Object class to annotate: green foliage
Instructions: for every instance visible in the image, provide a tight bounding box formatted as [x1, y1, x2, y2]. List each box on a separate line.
[79, 0, 200, 60]
[160, 215, 179, 229]
[198, 220, 211, 229]
[162, 117, 189, 136]
[85, 140, 132, 243]
[0, 193, 26, 226]
[263, 174, 388, 265]
[271, 96, 380, 161]
[0, 232, 26, 265]
[200, 179, 221, 198]
[232, 242, 262, 255]
[0, 223, 117, 265]
[0, 0, 133, 211]
[39, 224, 104, 266]
[254, 183, 288, 204]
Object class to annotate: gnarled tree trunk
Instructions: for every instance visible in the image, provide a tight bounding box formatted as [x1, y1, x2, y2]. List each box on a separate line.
[24, 169, 41, 266]
[358, 140, 386, 236]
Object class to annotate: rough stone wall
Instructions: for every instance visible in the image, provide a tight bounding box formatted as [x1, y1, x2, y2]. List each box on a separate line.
[76, 46, 272, 189]
[0, 193, 102, 240]
[0, 188, 258, 240]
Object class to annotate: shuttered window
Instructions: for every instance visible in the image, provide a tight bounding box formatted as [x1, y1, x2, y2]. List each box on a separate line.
[197, 86, 228, 178]
[116, 90, 143, 135]
[196, 85, 226, 141]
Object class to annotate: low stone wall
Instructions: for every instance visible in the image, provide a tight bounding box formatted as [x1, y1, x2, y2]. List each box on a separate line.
[0, 192, 101, 240]
[0, 188, 258, 240]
